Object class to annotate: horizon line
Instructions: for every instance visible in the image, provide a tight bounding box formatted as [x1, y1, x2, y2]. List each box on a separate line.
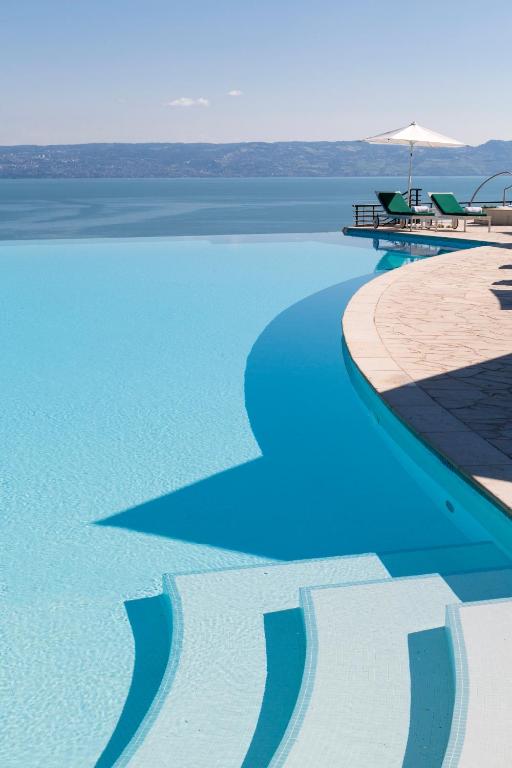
[1, 138, 505, 149]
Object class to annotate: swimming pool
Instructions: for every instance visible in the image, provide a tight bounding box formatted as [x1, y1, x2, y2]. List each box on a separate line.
[2, 232, 509, 766]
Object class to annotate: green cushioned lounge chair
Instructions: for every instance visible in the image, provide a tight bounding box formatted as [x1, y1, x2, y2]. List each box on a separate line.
[374, 191, 436, 230]
[429, 192, 491, 232]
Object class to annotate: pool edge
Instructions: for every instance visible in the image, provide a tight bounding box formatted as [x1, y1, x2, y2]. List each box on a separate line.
[341, 249, 512, 521]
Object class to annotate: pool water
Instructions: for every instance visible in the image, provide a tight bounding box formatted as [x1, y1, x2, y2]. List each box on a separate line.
[1, 232, 507, 766]
[346, 229, 487, 272]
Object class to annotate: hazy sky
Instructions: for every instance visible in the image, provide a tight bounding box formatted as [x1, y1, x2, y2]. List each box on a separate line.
[1, 0, 510, 146]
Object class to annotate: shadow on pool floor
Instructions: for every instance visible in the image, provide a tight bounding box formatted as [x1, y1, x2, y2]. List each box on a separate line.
[95, 277, 512, 768]
[97, 277, 466, 560]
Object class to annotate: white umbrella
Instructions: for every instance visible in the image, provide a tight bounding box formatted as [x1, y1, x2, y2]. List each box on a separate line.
[363, 121, 466, 204]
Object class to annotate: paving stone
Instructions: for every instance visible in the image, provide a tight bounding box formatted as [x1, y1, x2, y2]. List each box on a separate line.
[343, 243, 512, 510]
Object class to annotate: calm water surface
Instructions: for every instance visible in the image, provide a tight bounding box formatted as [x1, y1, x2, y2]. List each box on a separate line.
[0, 176, 505, 239]
[2, 179, 509, 766]
[1, 231, 483, 766]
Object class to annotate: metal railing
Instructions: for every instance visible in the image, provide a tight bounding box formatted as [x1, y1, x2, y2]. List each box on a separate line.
[352, 188, 422, 227]
[469, 171, 512, 206]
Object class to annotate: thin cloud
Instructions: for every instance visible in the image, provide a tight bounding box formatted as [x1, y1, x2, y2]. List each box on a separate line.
[227, 90, 243, 97]
[166, 97, 210, 107]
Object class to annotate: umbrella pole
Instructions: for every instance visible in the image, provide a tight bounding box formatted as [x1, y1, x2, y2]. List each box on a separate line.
[407, 142, 414, 206]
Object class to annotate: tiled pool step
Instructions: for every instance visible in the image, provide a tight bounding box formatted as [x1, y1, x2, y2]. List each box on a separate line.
[443, 598, 512, 768]
[116, 554, 388, 767]
[271, 575, 460, 768]
[381, 540, 510, 578]
[114, 552, 512, 768]
[446, 567, 512, 602]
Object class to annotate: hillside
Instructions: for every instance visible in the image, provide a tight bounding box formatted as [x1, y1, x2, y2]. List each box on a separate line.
[0, 139, 511, 178]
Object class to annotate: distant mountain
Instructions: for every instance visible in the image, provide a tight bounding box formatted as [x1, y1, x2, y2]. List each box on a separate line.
[0, 140, 511, 178]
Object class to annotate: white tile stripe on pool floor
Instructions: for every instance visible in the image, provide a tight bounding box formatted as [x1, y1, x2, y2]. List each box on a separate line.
[116, 554, 389, 767]
[443, 598, 512, 768]
[271, 575, 459, 768]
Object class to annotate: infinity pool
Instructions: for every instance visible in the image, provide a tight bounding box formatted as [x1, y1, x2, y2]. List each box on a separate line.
[1, 232, 504, 766]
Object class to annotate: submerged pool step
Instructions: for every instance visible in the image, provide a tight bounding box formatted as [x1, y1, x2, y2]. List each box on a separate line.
[271, 575, 459, 768]
[381, 540, 510, 578]
[445, 567, 512, 602]
[116, 554, 388, 768]
[443, 598, 512, 768]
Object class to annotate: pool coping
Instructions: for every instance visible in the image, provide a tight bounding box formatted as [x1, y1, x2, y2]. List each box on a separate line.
[342, 245, 512, 516]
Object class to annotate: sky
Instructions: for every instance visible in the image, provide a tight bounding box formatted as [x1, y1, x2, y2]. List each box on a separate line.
[1, 0, 510, 146]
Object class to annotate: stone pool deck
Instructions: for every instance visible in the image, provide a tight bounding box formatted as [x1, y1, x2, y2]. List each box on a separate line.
[343, 241, 512, 513]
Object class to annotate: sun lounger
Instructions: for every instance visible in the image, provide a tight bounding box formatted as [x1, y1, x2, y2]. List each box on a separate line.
[374, 191, 436, 230]
[429, 192, 491, 232]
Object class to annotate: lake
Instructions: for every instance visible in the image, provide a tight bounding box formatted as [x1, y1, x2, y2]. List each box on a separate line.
[0, 176, 507, 240]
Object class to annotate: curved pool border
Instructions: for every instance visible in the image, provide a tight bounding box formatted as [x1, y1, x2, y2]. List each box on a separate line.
[342, 245, 512, 535]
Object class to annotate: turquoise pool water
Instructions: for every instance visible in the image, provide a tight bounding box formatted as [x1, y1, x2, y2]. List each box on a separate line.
[1, 232, 508, 766]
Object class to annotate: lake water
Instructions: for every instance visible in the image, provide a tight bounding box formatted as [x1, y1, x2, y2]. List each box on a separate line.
[0, 176, 507, 240]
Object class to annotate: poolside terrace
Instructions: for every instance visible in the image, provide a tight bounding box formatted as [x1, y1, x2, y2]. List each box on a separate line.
[343, 240, 512, 513]
[347, 177, 512, 247]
